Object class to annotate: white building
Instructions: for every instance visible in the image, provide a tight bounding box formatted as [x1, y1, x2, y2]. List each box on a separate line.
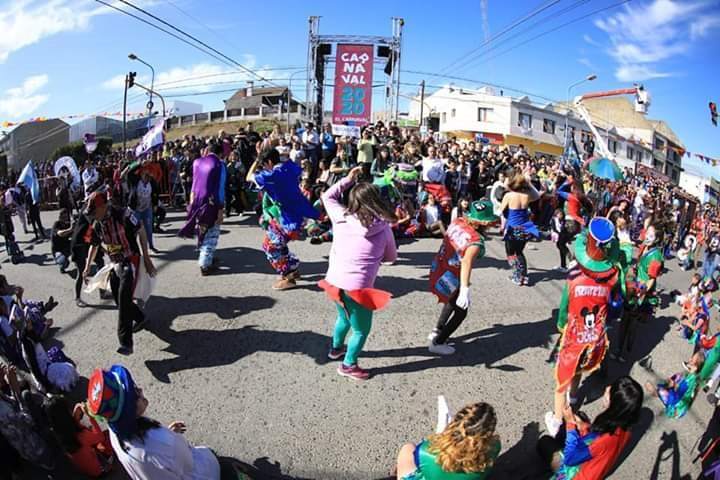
[167, 100, 203, 117]
[408, 86, 654, 169]
[680, 170, 719, 205]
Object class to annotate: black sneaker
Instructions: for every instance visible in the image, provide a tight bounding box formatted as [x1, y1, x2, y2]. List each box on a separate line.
[133, 318, 149, 333]
[201, 265, 219, 276]
[708, 393, 719, 405]
[117, 345, 133, 356]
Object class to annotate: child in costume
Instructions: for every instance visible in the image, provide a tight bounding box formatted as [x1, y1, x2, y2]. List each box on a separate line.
[395, 402, 500, 480]
[545, 217, 621, 438]
[427, 200, 499, 356]
[247, 148, 319, 290]
[320, 166, 397, 381]
[537, 376, 644, 480]
[612, 223, 665, 362]
[646, 351, 705, 418]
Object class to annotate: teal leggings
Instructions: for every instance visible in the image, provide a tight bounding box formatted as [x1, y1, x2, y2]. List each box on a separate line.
[332, 292, 373, 367]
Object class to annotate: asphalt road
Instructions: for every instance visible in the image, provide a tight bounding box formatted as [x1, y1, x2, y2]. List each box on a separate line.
[8, 209, 711, 480]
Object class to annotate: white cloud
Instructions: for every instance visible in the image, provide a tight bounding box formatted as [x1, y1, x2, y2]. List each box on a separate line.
[101, 56, 288, 95]
[0, 74, 50, 118]
[615, 65, 672, 82]
[577, 57, 597, 71]
[0, 0, 156, 63]
[592, 0, 719, 82]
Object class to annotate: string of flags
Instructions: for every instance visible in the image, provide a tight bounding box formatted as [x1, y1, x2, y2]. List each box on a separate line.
[693, 153, 720, 167]
[1, 111, 149, 129]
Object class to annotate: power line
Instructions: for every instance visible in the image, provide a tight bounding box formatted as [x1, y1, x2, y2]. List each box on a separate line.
[93, 0, 237, 70]
[163, 0, 244, 55]
[114, 0, 278, 86]
[467, 0, 633, 66]
[454, 0, 592, 75]
[443, 0, 563, 73]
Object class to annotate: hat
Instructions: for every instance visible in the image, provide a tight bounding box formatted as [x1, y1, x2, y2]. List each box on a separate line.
[466, 200, 499, 226]
[574, 217, 620, 274]
[87, 365, 138, 439]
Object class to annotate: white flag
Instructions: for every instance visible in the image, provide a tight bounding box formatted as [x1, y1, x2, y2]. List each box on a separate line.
[135, 118, 165, 157]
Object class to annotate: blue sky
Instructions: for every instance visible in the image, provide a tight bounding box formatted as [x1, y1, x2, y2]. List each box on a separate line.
[1, 0, 718, 175]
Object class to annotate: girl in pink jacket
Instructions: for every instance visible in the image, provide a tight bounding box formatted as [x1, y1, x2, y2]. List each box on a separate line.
[320, 167, 397, 380]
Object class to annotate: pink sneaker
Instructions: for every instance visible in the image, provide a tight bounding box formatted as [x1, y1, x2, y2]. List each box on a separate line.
[337, 363, 370, 380]
[327, 346, 347, 361]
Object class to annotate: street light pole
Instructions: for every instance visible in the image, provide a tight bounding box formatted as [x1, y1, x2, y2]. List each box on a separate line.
[128, 53, 156, 118]
[419, 80, 426, 127]
[122, 73, 128, 157]
[564, 74, 597, 159]
[287, 69, 307, 133]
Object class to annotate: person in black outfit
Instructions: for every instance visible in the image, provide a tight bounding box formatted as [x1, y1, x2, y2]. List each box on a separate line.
[23, 187, 46, 240]
[51, 209, 73, 273]
[82, 190, 156, 356]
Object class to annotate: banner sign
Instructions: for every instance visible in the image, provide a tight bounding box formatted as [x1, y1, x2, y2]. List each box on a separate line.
[331, 124, 361, 138]
[332, 44, 373, 125]
[135, 118, 165, 157]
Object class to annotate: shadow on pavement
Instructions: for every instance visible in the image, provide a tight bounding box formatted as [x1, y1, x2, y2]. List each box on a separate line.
[649, 430, 692, 480]
[143, 295, 337, 382]
[490, 421, 548, 480]
[365, 315, 555, 377]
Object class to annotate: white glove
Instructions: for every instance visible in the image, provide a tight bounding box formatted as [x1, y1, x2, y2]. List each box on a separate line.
[456, 286, 471, 310]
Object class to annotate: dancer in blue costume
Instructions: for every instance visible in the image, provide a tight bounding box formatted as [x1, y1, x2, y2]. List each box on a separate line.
[247, 148, 319, 290]
[499, 171, 541, 286]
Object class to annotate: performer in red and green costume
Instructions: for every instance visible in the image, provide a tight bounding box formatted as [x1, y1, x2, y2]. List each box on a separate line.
[427, 200, 499, 356]
[612, 223, 664, 362]
[545, 217, 621, 438]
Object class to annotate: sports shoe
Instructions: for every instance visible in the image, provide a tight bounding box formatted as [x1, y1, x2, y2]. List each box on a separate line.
[509, 276, 522, 286]
[521, 276, 530, 286]
[272, 278, 296, 290]
[337, 363, 370, 380]
[117, 345, 133, 356]
[708, 393, 720, 406]
[132, 317, 149, 333]
[429, 341, 456, 356]
[200, 265, 219, 276]
[427, 329, 440, 342]
[544, 411, 563, 438]
[327, 346, 346, 361]
[567, 260, 578, 269]
[554, 266, 568, 273]
[75, 298, 87, 308]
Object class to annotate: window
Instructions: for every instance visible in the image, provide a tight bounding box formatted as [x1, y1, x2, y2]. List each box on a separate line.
[518, 112, 532, 129]
[636, 150, 643, 162]
[626, 146, 633, 159]
[542, 118, 556, 134]
[654, 136, 665, 150]
[441, 112, 447, 123]
[477, 107, 492, 122]
[451, 108, 456, 118]
[608, 139, 618, 154]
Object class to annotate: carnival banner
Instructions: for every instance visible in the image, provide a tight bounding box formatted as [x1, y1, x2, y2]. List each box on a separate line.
[332, 44, 373, 125]
[331, 124, 361, 138]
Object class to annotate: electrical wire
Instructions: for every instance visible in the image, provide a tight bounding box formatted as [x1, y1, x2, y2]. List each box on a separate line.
[93, 0, 238, 70]
[454, 0, 592, 75]
[443, 0, 563, 73]
[114, 0, 278, 86]
[465, 0, 633, 67]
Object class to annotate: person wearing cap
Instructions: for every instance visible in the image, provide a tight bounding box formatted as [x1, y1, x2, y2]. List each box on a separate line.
[87, 365, 220, 479]
[544, 217, 622, 437]
[82, 190, 156, 355]
[427, 200, 499, 355]
[178, 141, 226, 276]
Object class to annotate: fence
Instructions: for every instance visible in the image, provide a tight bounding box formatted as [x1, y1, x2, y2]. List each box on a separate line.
[165, 104, 306, 130]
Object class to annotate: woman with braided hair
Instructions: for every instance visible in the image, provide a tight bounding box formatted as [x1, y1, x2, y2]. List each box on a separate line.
[395, 402, 501, 480]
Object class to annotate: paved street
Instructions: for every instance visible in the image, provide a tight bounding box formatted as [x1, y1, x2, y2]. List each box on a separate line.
[8, 209, 711, 479]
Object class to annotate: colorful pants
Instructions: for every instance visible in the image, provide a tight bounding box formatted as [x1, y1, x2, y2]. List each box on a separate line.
[332, 292, 373, 367]
[262, 219, 299, 276]
[198, 225, 220, 268]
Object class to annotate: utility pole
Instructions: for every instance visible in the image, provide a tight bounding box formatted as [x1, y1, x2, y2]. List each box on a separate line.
[419, 80, 426, 127]
[122, 73, 129, 157]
